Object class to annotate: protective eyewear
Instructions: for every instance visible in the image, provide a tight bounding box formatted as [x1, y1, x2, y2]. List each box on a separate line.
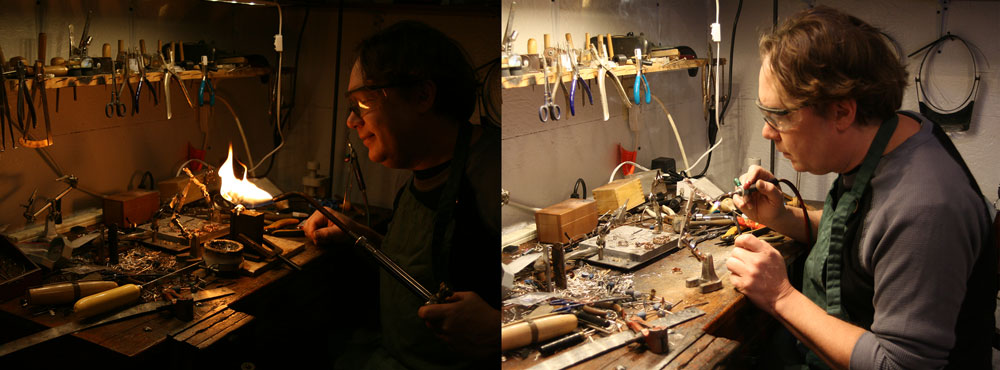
[755, 99, 806, 132]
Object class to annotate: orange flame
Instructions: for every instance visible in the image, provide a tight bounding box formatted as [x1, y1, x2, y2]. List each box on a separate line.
[219, 144, 272, 206]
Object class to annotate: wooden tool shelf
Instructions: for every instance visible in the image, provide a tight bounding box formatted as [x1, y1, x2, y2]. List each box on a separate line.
[5, 67, 270, 89]
[502, 58, 709, 89]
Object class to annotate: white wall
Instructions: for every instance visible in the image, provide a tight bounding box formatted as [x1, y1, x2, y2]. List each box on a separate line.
[720, 0, 1000, 205]
[501, 0, 713, 227]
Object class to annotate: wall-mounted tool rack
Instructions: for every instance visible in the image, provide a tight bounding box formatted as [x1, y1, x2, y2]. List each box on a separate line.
[4, 67, 270, 89]
[501, 59, 709, 89]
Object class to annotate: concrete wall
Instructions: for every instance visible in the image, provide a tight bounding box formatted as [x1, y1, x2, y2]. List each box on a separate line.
[502, 0, 1000, 231]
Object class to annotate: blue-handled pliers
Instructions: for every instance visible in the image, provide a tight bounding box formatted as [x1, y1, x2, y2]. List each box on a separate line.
[198, 50, 216, 107]
[568, 50, 592, 116]
[633, 49, 650, 105]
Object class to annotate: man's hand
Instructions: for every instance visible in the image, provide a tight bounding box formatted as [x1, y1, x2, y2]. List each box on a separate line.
[417, 291, 500, 359]
[726, 234, 796, 316]
[301, 208, 351, 246]
[733, 165, 786, 226]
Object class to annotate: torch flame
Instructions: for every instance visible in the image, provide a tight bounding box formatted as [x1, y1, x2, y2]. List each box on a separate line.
[219, 144, 272, 207]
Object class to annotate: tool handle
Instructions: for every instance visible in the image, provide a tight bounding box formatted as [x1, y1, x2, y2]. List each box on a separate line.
[102, 43, 111, 58]
[501, 314, 578, 351]
[565, 33, 574, 51]
[606, 33, 615, 60]
[584, 32, 591, 51]
[597, 35, 605, 59]
[38, 33, 46, 63]
[527, 38, 537, 55]
[27, 281, 119, 306]
[543, 34, 551, 51]
[178, 41, 184, 62]
[117, 40, 124, 57]
[0, 44, 6, 71]
[140, 39, 147, 55]
[539, 332, 585, 357]
[73, 284, 142, 318]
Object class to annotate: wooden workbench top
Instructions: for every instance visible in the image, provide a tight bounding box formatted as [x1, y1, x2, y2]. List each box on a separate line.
[502, 229, 803, 369]
[0, 236, 324, 359]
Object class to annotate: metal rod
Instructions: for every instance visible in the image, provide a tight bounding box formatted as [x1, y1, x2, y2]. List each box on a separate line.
[271, 191, 437, 302]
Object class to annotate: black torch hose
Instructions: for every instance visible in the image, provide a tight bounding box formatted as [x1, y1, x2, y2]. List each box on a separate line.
[271, 191, 437, 303]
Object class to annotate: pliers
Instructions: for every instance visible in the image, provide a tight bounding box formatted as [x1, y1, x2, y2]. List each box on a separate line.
[568, 49, 592, 116]
[593, 44, 632, 122]
[14, 60, 35, 133]
[198, 51, 216, 107]
[132, 53, 158, 114]
[633, 49, 650, 105]
[550, 298, 583, 313]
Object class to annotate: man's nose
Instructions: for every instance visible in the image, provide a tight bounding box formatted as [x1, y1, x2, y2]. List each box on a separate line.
[762, 122, 780, 141]
[346, 111, 363, 129]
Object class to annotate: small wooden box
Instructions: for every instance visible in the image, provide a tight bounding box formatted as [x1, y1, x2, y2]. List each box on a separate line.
[535, 199, 598, 243]
[593, 178, 644, 214]
[103, 190, 160, 227]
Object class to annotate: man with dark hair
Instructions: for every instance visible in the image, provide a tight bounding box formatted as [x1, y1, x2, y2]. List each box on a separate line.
[303, 20, 499, 369]
[726, 6, 996, 369]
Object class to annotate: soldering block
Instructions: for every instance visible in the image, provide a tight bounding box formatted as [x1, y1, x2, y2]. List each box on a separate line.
[593, 178, 644, 214]
[103, 190, 160, 228]
[535, 199, 598, 244]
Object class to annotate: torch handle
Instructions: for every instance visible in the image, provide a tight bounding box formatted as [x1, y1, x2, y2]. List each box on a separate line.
[272, 192, 445, 303]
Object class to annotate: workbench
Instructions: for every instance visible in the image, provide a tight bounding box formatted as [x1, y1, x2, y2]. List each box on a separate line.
[0, 236, 334, 369]
[501, 229, 805, 369]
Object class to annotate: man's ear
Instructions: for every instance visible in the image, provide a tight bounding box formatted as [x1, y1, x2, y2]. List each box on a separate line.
[832, 99, 857, 131]
[413, 80, 437, 113]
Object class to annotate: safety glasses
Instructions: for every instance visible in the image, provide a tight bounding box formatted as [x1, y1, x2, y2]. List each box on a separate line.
[345, 82, 416, 118]
[755, 99, 807, 133]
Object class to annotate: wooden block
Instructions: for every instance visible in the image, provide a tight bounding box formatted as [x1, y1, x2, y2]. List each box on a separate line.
[593, 178, 644, 214]
[103, 190, 160, 227]
[535, 199, 597, 243]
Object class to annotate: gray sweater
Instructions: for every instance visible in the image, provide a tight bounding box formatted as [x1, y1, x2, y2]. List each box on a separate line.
[844, 112, 991, 369]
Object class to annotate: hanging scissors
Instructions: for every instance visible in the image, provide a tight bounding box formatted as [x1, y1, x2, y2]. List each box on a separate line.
[633, 48, 651, 105]
[198, 52, 215, 107]
[538, 51, 561, 122]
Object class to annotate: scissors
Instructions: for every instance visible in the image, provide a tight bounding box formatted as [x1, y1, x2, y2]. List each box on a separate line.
[538, 52, 561, 122]
[198, 52, 215, 107]
[105, 63, 127, 118]
[568, 48, 592, 116]
[633, 48, 651, 105]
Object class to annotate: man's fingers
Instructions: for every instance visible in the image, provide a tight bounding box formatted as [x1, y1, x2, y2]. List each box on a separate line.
[418, 302, 449, 321]
[734, 234, 766, 252]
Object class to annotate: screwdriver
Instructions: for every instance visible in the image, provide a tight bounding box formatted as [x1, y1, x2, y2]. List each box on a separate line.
[72, 261, 203, 319]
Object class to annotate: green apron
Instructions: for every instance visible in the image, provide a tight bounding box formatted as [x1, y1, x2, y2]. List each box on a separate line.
[374, 123, 472, 370]
[800, 115, 898, 368]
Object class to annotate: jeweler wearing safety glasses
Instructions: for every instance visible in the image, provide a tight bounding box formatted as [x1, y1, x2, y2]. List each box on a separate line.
[301, 21, 500, 369]
[725, 6, 995, 370]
